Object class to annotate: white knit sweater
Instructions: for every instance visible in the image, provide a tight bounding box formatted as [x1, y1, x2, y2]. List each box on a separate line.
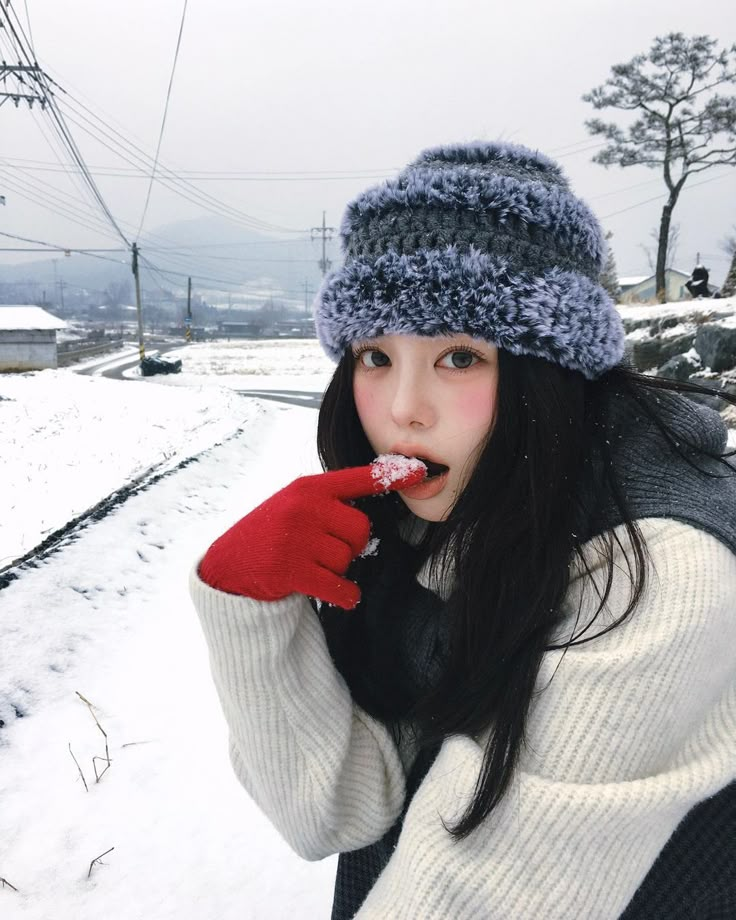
[191, 518, 736, 919]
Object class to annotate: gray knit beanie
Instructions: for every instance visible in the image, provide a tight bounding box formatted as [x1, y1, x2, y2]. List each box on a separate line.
[314, 141, 624, 379]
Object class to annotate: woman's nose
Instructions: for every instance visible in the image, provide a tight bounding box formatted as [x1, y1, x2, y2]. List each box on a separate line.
[390, 371, 436, 428]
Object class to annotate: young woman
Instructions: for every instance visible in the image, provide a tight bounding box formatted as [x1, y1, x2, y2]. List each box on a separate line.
[191, 142, 736, 918]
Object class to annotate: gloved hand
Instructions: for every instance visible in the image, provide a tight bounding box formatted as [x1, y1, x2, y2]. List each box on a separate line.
[198, 456, 426, 609]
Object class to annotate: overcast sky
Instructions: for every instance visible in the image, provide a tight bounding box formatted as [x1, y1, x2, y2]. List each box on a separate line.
[1, 0, 735, 285]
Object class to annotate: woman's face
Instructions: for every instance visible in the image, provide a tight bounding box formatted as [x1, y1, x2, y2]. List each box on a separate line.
[352, 333, 499, 521]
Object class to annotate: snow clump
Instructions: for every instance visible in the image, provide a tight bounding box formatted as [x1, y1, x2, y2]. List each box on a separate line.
[370, 453, 427, 490]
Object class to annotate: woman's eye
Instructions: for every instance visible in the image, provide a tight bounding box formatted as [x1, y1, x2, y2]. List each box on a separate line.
[358, 350, 390, 368]
[439, 350, 478, 370]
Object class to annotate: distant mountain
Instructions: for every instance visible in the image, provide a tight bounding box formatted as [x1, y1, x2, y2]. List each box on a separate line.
[0, 216, 335, 307]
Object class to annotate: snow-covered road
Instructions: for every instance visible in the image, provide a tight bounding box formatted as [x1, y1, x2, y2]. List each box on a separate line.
[1, 397, 336, 919]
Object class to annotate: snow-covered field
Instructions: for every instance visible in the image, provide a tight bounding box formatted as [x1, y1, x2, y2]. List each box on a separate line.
[163, 339, 333, 378]
[1, 340, 336, 919]
[0, 373, 256, 566]
[1, 339, 334, 568]
[124, 338, 334, 394]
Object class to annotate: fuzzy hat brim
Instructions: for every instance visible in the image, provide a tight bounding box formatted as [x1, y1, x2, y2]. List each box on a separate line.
[315, 246, 624, 380]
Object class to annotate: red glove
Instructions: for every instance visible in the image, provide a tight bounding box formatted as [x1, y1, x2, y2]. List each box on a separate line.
[198, 457, 426, 610]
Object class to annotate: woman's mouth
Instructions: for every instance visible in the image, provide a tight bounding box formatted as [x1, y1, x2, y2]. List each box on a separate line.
[398, 455, 450, 500]
[416, 456, 450, 479]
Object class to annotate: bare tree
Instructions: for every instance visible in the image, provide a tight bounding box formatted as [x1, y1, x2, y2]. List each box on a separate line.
[583, 33, 736, 302]
[639, 222, 680, 274]
[103, 278, 132, 309]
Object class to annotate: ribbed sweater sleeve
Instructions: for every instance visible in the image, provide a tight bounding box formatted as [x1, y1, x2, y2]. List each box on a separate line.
[190, 570, 406, 861]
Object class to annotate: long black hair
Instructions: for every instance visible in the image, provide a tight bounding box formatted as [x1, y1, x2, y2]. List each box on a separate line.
[316, 348, 736, 840]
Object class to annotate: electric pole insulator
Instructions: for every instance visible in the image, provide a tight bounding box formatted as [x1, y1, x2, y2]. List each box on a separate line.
[311, 211, 336, 278]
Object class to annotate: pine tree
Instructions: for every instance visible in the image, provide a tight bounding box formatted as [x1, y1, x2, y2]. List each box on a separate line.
[722, 248, 736, 298]
[584, 34, 736, 302]
[600, 231, 621, 301]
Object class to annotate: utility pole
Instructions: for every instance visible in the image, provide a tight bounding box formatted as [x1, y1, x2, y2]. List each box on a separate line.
[303, 280, 311, 316]
[131, 243, 145, 360]
[186, 276, 192, 342]
[311, 211, 335, 277]
[0, 63, 47, 109]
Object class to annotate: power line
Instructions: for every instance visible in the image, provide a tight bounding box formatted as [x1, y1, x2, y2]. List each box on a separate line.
[0, 155, 221, 259]
[0, 4, 131, 248]
[0, 169, 125, 243]
[22, 0, 36, 56]
[137, 254, 322, 300]
[55, 87, 308, 235]
[0, 153, 400, 178]
[139, 254, 246, 290]
[0, 159, 396, 181]
[600, 169, 735, 220]
[136, 0, 188, 239]
[0, 228, 126, 252]
[60, 100, 304, 235]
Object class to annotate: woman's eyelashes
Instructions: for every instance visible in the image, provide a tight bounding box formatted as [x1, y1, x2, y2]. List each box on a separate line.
[436, 348, 483, 370]
[352, 346, 484, 371]
[353, 347, 390, 368]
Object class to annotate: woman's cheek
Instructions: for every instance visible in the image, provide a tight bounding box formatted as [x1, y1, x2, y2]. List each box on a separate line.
[454, 384, 497, 431]
[353, 382, 381, 444]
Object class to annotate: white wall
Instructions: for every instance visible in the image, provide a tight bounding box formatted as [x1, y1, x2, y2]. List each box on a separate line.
[0, 330, 58, 371]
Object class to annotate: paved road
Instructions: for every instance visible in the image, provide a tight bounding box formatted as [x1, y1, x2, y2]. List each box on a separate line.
[236, 388, 323, 410]
[76, 345, 183, 380]
[74, 347, 324, 409]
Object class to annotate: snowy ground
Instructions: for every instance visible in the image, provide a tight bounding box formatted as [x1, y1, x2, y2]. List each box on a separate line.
[1, 341, 336, 919]
[617, 293, 736, 325]
[0, 372, 256, 566]
[123, 339, 334, 395]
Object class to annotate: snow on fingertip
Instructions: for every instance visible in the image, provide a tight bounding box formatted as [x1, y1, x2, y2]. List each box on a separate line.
[370, 453, 427, 491]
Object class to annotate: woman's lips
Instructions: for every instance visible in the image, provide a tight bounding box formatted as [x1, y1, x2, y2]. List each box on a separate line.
[399, 469, 449, 500]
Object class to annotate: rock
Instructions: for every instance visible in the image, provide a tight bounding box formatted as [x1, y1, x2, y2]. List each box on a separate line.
[720, 404, 736, 430]
[694, 324, 736, 373]
[631, 332, 696, 372]
[621, 316, 656, 334]
[657, 353, 701, 382]
[686, 373, 736, 411]
[652, 316, 680, 333]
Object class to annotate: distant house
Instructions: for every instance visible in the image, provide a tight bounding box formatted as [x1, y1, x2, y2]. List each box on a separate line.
[618, 276, 650, 299]
[0, 305, 67, 371]
[274, 318, 316, 338]
[619, 269, 716, 304]
[219, 320, 265, 338]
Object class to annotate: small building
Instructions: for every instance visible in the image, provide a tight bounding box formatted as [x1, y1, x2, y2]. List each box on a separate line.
[620, 269, 717, 304]
[274, 318, 316, 338]
[0, 305, 67, 371]
[618, 276, 649, 299]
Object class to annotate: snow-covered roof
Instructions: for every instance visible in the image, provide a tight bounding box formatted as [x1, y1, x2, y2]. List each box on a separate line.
[620, 268, 695, 289]
[0, 305, 67, 331]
